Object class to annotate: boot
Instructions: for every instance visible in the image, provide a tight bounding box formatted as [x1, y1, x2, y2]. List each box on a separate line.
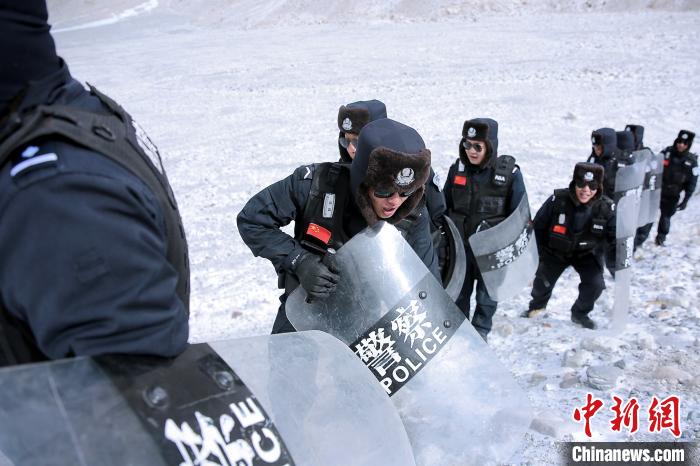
[571, 313, 596, 329]
[655, 235, 665, 246]
[521, 308, 545, 318]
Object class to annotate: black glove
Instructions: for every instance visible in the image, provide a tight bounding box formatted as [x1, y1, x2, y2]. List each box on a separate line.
[677, 197, 688, 211]
[295, 253, 340, 299]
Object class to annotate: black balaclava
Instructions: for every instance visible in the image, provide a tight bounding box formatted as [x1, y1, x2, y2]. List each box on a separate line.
[0, 0, 61, 114]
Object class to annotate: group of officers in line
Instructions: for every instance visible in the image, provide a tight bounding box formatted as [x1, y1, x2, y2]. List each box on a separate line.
[0, 0, 697, 368]
[238, 99, 698, 340]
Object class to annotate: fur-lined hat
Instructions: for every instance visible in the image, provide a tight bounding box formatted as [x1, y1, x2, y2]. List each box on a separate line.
[337, 100, 387, 162]
[570, 162, 604, 198]
[350, 118, 431, 226]
[458, 117, 499, 166]
[590, 128, 617, 158]
[625, 124, 645, 150]
[675, 129, 695, 150]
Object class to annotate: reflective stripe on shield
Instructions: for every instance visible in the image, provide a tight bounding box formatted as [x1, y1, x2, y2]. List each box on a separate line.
[286, 222, 533, 465]
[468, 194, 539, 301]
[97, 344, 295, 466]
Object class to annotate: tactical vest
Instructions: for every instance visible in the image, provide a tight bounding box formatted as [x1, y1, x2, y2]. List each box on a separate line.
[0, 85, 189, 366]
[448, 155, 515, 241]
[294, 162, 352, 255]
[546, 189, 611, 256]
[661, 149, 698, 198]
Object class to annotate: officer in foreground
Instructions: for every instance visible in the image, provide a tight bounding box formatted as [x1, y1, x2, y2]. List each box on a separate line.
[0, 0, 190, 366]
[443, 118, 526, 341]
[522, 163, 615, 329]
[655, 129, 698, 246]
[237, 118, 439, 334]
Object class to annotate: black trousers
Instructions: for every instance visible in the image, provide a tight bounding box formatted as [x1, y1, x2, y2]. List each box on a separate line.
[528, 250, 605, 316]
[456, 248, 497, 336]
[657, 195, 679, 238]
[634, 223, 653, 250]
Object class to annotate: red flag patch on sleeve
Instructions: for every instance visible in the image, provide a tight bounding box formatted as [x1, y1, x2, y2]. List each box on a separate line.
[306, 223, 332, 244]
[454, 175, 467, 186]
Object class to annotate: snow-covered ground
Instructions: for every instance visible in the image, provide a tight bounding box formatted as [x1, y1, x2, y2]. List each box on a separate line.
[49, 1, 699, 463]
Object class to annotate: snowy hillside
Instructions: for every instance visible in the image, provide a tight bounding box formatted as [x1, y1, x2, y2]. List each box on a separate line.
[48, 1, 699, 464]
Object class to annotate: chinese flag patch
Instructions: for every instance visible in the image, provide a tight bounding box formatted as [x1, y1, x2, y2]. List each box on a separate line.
[553, 225, 567, 234]
[454, 175, 467, 186]
[306, 223, 332, 244]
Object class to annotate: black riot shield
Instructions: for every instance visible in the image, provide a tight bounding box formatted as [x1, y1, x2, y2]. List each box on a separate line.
[611, 159, 646, 331]
[286, 222, 533, 466]
[637, 149, 664, 227]
[468, 194, 539, 301]
[0, 332, 415, 466]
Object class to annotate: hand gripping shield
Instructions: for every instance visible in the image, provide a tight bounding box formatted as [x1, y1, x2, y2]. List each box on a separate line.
[0, 332, 415, 466]
[468, 194, 539, 301]
[286, 222, 533, 466]
[636, 149, 664, 227]
[611, 157, 647, 331]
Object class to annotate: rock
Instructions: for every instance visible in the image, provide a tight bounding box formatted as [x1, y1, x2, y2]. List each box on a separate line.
[560, 373, 580, 389]
[636, 334, 656, 350]
[613, 359, 626, 370]
[529, 373, 547, 386]
[530, 414, 570, 438]
[652, 366, 693, 384]
[562, 349, 592, 368]
[581, 336, 621, 353]
[586, 365, 622, 391]
[650, 309, 673, 320]
[493, 321, 514, 338]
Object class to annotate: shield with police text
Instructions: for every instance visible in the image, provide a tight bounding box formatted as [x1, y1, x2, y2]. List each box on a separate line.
[0, 332, 415, 466]
[637, 149, 664, 227]
[610, 158, 646, 331]
[286, 222, 533, 466]
[468, 194, 539, 301]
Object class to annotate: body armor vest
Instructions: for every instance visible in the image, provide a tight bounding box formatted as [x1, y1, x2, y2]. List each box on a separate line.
[448, 154, 515, 241]
[546, 189, 611, 257]
[661, 149, 697, 198]
[0, 85, 189, 366]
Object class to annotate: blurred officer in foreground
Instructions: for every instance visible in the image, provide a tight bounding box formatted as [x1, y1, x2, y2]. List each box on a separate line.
[522, 163, 615, 329]
[443, 118, 526, 341]
[0, 0, 190, 366]
[238, 118, 439, 334]
[655, 130, 697, 246]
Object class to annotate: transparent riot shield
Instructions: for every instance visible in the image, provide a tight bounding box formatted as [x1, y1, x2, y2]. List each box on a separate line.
[610, 160, 646, 332]
[0, 332, 415, 466]
[637, 150, 664, 227]
[286, 222, 533, 466]
[442, 215, 467, 302]
[468, 194, 539, 301]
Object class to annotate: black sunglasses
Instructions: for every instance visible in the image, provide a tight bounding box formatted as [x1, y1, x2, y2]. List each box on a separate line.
[462, 140, 484, 152]
[575, 180, 599, 190]
[372, 187, 418, 199]
[339, 136, 359, 149]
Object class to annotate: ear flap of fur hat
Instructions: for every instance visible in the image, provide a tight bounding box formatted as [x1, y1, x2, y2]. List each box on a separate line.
[338, 105, 370, 135]
[355, 146, 431, 226]
[675, 129, 695, 150]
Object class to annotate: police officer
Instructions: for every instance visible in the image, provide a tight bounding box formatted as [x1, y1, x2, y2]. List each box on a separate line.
[522, 163, 615, 329]
[627, 124, 656, 250]
[0, 0, 190, 366]
[237, 118, 438, 334]
[587, 127, 619, 198]
[443, 118, 526, 341]
[337, 100, 447, 232]
[655, 129, 698, 246]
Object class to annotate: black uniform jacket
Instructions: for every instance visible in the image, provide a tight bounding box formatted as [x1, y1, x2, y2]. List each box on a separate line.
[0, 68, 188, 361]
